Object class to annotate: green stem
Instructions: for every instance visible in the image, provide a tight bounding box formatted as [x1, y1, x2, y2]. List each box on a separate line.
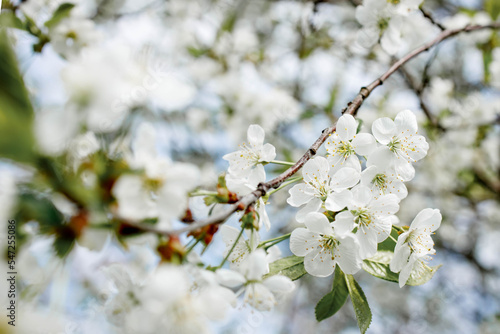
[392, 225, 404, 233]
[270, 160, 295, 166]
[189, 190, 218, 197]
[185, 237, 202, 255]
[258, 233, 291, 248]
[218, 228, 244, 268]
[388, 234, 398, 244]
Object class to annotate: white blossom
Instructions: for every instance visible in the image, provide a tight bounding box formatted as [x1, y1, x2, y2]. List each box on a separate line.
[217, 249, 295, 311]
[325, 114, 377, 170]
[290, 212, 362, 277]
[287, 156, 360, 222]
[334, 185, 400, 259]
[223, 124, 276, 177]
[369, 110, 429, 181]
[390, 208, 442, 287]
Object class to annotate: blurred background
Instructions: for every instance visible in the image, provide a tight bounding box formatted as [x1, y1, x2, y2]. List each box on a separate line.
[1, 0, 499, 333]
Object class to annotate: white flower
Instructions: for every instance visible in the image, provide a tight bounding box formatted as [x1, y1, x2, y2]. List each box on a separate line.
[390, 208, 442, 287]
[355, 0, 422, 55]
[369, 110, 429, 181]
[334, 186, 400, 259]
[217, 249, 295, 311]
[287, 156, 360, 222]
[290, 212, 362, 277]
[360, 164, 408, 200]
[112, 124, 199, 225]
[49, 16, 100, 58]
[325, 114, 377, 170]
[223, 124, 276, 177]
[220, 225, 260, 268]
[226, 164, 271, 230]
[490, 48, 500, 90]
[124, 265, 234, 334]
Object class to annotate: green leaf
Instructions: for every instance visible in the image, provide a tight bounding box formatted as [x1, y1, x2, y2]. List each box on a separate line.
[45, 3, 75, 29]
[407, 264, 442, 286]
[377, 227, 398, 251]
[265, 255, 307, 281]
[0, 11, 24, 30]
[0, 30, 36, 163]
[315, 266, 349, 321]
[345, 275, 372, 334]
[362, 251, 400, 283]
[362, 250, 442, 286]
[486, 0, 500, 20]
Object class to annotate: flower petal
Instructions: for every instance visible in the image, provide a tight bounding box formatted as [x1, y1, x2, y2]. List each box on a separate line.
[336, 114, 357, 141]
[290, 228, 320, 257]
[247, 124, 265, 148]
[372, 117, 396, 145]
[304, 247, 335, 277]
[325, 189, 353, 212]
[260, 143, 277, 162]
[352, 133, 377, 156]
[333, 211, 355, 236]
[394, 110, 418, 135]
[330, 167, 360, 191]
[216, 269, 246, 288]
[410, 208, 442, 232]
[304, 212, 334, 235]
[296, 198, 322, 223]
[287, 183, 314, 207]
[336, 234, 362, 274]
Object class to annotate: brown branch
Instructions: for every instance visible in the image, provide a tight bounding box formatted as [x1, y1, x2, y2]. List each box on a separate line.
[131, 22, 500, 237]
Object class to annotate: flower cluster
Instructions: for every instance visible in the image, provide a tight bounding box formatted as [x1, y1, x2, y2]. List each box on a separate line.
[286, 110, 440, 287]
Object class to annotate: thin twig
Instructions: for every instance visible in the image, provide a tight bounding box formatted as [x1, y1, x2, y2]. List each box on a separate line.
[420, 7, 446, 31]
[130, 22, 500, 236]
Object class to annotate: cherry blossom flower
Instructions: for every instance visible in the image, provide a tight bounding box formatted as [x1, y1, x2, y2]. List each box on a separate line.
[287, 156, 360, 222]
[217, 249, 295, 311]
[334, 185, 400, 259]
[360, 164, 408, 200]
[369, 110, 429, 181]
[390, 208, 442, 287]
[289, 212, 362, 277]
[223, 124, 276, 177]
[325, 114, 376, 170]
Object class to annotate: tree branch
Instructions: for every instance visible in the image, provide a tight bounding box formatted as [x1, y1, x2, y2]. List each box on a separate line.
[131, 22, 500, 237]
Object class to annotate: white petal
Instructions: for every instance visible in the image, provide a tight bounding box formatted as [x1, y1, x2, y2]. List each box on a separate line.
[216, 269, 246, 288]
[367, 146, 393, 169]
[336, 114, 357, 141]
[370, 194, 400, 216]
[394, 110, 418, 134]
[333, 211, 355, 236]
[290, 228, 320, 256]
[241, 249, 269, 280]
[304, 212, 334, 235]
[352, 133, 377, 156]
[410, 208, 442, 232]
[257, 199, 271, 231]
[304, 247, 335, 277]
[287, 183, 314, 207]
[325, 189, 352, 212]
[357, 227, 378, 259]
[394, 159, 415, 181]
[330, 167, 360, 191]
[399, 254, 418, 288]
[302, 156, 329, 183]
[296, 198, 323, 223]
[260, 143, 276, 162]
[263, 275, 295, 294]
[247, 124, 265, 148]
[336, 234, 362, 274]
[351, 185, 372, 208]
[372, 117, 396, 145]
[390, 232, 411, 273]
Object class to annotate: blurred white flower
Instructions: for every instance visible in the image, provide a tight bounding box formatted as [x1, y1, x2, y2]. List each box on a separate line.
[217, 249, 294, 311]
[49, 16, 100, 58]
